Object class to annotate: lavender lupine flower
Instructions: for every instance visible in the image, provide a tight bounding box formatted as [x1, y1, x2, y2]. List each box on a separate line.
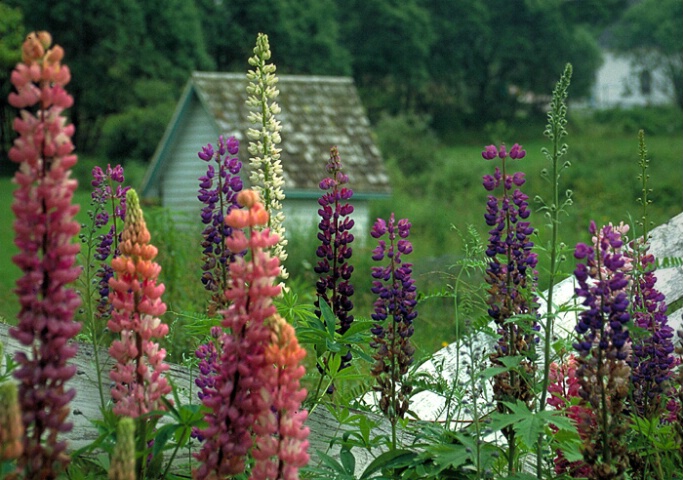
[315, 147, 355, 354]
[369, 214, 417, 430]
[8, 31, 82, 478]
[628, 247, 677, 418]
[573, 222, 632, 477]
[481, 144, 538, 411]
[197, 135, 243, 314]
[90, 164, 129, 319]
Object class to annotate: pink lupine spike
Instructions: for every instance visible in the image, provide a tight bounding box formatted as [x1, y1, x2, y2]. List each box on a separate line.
[8, 31, 82, 478]
[195, 190, 310, 479]
[107, 189, 171, 418]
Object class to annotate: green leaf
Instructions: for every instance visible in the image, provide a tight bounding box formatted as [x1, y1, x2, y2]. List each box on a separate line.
[360, 449, 417, 479]
[340, 448, 356, 474]
[152, 423, 179, 457]
[423, 443, 470, 472]
[481, 366, 509, 379]
[319, 299, 337, 338]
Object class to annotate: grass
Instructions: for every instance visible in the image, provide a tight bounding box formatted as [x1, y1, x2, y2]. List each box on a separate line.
[1, 110, 681, 358]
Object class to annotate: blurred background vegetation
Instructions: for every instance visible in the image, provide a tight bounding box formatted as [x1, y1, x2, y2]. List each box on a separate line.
[0, 0, 681, 356]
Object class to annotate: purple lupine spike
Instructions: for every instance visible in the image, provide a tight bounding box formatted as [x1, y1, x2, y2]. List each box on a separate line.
[196, 135, 243, 314]
[89, 165, 129, 319]
[628, 247, 677, 418]
[314, 146, 355, 336]
[369, 214, 417, 425]
[482, 143, 538, 410]
[572, 221, 632, 475]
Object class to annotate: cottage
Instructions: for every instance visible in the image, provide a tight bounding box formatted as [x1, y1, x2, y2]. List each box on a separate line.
[583, 50, 676, 109]
[140, 72, 391, 236]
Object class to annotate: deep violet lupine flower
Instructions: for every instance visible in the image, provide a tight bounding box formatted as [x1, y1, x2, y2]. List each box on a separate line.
[194, 190, 283, 479]
[628, 246, 677, 418]
[108, 189, 171, 418]
[573, 221, 632, 476]
[89, 164, 129, 319]
[251, 314, 310, 480]
[197, 135, 243, 314]
[315, 146, 355, 335]
[481, 143, 538, 410]
[246, 33, 289, 280]
[8, 31, 83, 478]
[369, 214, 417, 425]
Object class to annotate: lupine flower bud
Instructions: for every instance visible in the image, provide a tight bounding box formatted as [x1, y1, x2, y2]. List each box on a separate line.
[109, 417, 135, 480]
[0, 382, 24, 461]
[251, 314, 310, 479]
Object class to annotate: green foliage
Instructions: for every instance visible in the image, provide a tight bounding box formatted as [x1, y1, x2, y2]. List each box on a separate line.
[0, 2, 24, 167]
[374, 112, 441, 178]
[101, 101, 174, 163]
[590, 106, 683, 135]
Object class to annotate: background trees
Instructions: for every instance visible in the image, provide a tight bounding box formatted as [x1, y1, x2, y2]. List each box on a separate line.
[0, 0, 677, 169]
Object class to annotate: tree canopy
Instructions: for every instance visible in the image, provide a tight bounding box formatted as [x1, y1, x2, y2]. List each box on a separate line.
[0, 0, 667, 165]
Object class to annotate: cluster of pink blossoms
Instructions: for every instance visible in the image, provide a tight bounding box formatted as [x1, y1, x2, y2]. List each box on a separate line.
[8, 31, 82, 477]
[194, 190, 309, 480]
[107, 189, 171, 418]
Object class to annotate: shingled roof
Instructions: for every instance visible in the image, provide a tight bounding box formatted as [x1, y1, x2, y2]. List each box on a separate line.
[141, 72, 390, 199]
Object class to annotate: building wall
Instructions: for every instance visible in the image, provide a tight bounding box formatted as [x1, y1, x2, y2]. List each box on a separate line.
[283, 198, 372, 244]
[161, 100, 221, 219]
[588, 51, 674, 108]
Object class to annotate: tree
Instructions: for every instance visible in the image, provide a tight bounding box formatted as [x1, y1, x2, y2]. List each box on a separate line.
[7, 0, 212, 154]
[421, 0, 602, 129]
[611, 0, 683, 109]
[195, 0, 351, 75]
[338, 0, 435, 117]
[0, 2, 24, 172]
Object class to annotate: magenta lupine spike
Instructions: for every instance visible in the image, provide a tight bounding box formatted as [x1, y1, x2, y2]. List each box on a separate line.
[251, 314, 310, 480]
[481, 143, 538, 410]
[194, 190, 283, 479]
[369, 214, 417, 426]
[8, 32, 82, 478]
[108, 189, 171, 418]
[573, 221, 632, 476]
